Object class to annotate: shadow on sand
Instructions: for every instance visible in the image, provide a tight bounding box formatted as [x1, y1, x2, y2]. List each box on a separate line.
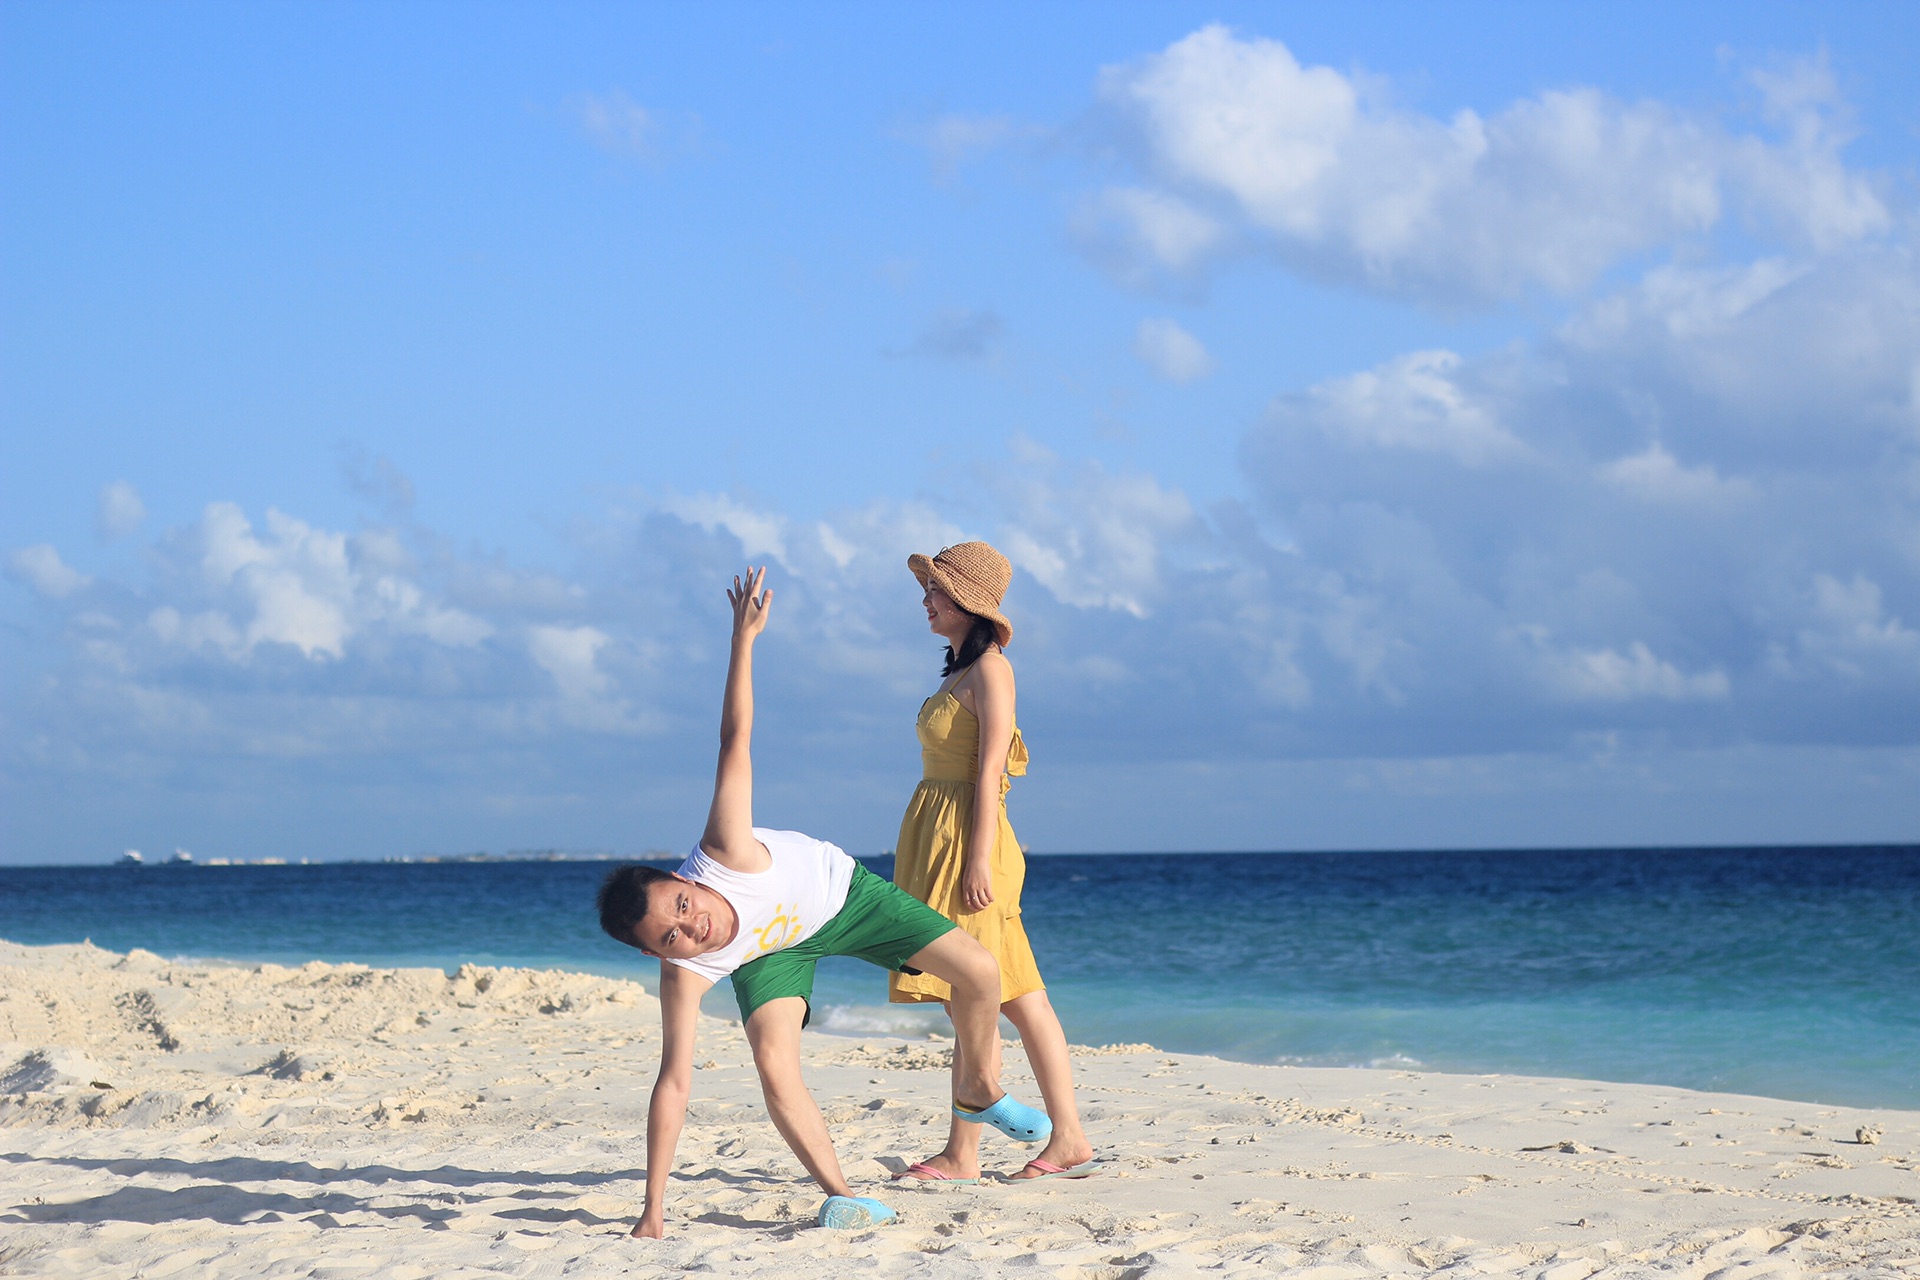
[0, 1149, 803, 1232]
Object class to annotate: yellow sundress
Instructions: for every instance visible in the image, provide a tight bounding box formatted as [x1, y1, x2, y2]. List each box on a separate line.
[888, 690, 1044, 1005]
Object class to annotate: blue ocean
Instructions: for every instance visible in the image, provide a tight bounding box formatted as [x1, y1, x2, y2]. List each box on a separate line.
[3, 846, 1914, 1110]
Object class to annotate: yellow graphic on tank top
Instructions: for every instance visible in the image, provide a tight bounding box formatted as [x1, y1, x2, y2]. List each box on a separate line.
[741, 904, 804, 963]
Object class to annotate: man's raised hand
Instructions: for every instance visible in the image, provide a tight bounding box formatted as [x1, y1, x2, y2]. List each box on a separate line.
[727, 567, 773, 641]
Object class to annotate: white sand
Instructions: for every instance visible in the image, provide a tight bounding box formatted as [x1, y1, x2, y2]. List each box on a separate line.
[2, 939, 1915, 1278]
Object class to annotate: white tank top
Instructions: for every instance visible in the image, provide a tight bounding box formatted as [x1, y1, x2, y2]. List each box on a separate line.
[665, 827, 857, 986]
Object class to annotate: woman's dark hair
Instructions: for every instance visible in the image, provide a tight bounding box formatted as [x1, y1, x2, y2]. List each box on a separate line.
[942, 615, 999, 677]
[597, 863, 678, 951]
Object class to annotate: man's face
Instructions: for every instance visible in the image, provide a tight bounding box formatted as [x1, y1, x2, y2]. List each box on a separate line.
[635, 875, 730, 959]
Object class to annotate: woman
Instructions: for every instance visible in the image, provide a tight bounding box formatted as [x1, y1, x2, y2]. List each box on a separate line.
[889, 541, 1096, 1182]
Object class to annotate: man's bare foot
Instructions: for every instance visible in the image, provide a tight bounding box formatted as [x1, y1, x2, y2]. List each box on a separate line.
[1007, 1133, 1094, 1179]
[893, 1152, 980, 1182]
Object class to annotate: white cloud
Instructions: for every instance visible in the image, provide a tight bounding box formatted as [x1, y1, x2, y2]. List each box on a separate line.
[1092, 27, 1888, 303]
[1272, 349, 1528, 466]
[1250, 635, 1313, 710]
[1558, 254, 1920, 465]
[95, 481, 146, 539]
[661, 492, 790, 565]
[1597, 443, 1754, 505]
[995, 446, 1195, 618]
[6, 544, 91, 599]
[1103, 27, 1359, 232]
[1075, 187, 1227, 283]
[899, 112, 1031, 182]
[1571, 258, 1811, 346]
[1736, 56, 1890, 251]
[369, 574, 494, 648]
[196, 504, 353, 659]
[1786, 573, 1920, 679]
[1531, 635, 1731, 703]
[528, 624, 612, 703]
[571, 89, 658, 157]
[1237, 234, 1920, 749]
[147, 605, 240, 653]
[1133, 317, 1217, 382]
[131, 503, 495, 662]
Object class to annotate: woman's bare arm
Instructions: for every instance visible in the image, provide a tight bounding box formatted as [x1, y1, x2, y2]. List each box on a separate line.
[960, 649, 1016, 911]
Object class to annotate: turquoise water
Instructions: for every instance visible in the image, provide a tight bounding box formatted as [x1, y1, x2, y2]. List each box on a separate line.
[2, 846, 1914, 1109]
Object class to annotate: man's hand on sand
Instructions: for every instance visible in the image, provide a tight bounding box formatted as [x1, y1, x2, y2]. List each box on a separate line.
[728, 566, 773, 642]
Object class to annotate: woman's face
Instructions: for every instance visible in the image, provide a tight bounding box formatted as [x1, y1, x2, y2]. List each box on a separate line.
[923, 585, 967, 639]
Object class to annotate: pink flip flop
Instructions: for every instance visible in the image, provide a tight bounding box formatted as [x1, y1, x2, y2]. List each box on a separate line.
[1014, 1158, 1102, 1181]
[894, 1161, 980, 1185]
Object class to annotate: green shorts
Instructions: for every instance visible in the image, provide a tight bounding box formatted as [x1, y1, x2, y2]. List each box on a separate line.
[729, 864, 955, 1025]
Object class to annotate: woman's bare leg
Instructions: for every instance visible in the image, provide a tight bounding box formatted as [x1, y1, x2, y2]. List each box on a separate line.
[900, 988, 1093, 1180]
[1002, 990, 1093, 1176]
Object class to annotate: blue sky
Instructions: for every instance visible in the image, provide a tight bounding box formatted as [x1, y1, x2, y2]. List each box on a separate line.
[4, 2, 1918, 864]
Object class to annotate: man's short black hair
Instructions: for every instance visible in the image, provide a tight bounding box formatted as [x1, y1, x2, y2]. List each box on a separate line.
[597, 864, 680, 951]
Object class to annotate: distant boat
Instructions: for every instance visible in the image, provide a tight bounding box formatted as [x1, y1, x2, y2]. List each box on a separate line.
[167, 848, 194, 866]
[118, 849, 143, 867]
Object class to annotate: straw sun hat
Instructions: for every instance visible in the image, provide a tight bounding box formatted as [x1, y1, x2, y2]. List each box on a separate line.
[908, 541, 1013, 647]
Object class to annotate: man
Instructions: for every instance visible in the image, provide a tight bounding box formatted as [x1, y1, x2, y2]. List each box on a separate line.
[598, 567, 1051, 1237]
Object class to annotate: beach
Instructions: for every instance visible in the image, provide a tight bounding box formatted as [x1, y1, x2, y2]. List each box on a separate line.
[3, 940, 1915, 1278]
